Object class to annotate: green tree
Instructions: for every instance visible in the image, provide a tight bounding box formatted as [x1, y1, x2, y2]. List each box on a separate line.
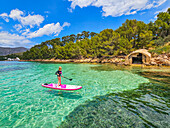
[90, 32, 97, 38]
[82, 31, 90, 39]
[155, 8, 170, 38]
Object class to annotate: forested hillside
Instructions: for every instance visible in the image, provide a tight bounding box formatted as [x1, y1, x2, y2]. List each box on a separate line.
[0, 47, 27, 56]
[22, 8, 170, 60]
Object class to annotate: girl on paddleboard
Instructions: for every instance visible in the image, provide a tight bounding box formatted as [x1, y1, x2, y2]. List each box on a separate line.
[56, 66, 63, 87]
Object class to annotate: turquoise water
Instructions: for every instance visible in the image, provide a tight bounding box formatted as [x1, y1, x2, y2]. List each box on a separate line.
[0, 61, 169, 127]
[60, 64, 170, 128]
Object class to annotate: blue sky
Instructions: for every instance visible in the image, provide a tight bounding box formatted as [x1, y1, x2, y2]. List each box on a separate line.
[0, 0, 169, 48]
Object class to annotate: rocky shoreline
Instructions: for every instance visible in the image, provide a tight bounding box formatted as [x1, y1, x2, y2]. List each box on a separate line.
[150, 54, 170, 66]
[20, 54, 170, 66]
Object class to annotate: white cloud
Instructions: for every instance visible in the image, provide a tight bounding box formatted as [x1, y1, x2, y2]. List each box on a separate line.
[62, 22, 71, 27]
[20, 14, 44, 28]
[69, 0, 95, 9]
[155, 0, 167, 7]
[154, 15, 158, 19]
[153, 7, 168, 19]
[67, 8, 73, 13]
[21, 28, 30, 36]
[68, 0, 167, 17]
[140, 12, 146, 15]
[154, 7, 168, 14]
[0, 9, 71, 47]
[13, 24, 22, 31]
[1, 9, 44, 28]
[9, 9, 24, 20]
[26, 22, 70, 38]
[0, 13, 9, 22]
[0, 13, 8, 17]
[0, 31, 32, 47]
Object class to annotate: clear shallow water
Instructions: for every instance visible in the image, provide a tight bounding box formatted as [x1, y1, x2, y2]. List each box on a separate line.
[0, 61, 169, 127]
[60, 64, 170, 128]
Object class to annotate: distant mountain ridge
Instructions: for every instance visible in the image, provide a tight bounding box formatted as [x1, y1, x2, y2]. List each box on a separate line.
[0, 47, 28, 56]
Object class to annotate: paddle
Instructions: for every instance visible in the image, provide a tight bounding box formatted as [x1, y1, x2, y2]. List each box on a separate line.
[55, 71, 72, 81]
[63, 76, 72, 81]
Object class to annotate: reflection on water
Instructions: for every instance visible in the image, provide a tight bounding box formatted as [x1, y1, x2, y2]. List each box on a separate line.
[60, 65, 170, 128]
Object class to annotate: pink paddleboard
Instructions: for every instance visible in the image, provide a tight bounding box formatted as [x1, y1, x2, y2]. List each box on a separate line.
[42, 83, 82, 91]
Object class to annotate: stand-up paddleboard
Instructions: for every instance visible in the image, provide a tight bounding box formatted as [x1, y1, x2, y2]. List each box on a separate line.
[42, 83, 82, 91]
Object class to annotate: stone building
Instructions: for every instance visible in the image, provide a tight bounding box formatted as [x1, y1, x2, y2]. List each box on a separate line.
[125, 49, 151, 65]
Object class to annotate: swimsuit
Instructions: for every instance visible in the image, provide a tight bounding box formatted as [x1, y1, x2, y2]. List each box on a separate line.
[56, 70, 62, 77]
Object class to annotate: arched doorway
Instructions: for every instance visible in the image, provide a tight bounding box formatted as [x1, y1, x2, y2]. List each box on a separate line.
[132, 53, 143, 64]
[125, 49, 151, 65]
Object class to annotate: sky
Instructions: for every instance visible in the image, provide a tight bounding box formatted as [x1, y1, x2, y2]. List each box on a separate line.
[0, 0, 169, 48]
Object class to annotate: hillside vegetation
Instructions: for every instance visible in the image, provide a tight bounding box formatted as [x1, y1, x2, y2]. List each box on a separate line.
[22, 8, 170, 60]
[0, 47, 27, 56]
[149, 42, 170, 55]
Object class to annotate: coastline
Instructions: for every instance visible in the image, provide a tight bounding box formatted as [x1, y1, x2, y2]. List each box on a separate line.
[20, 57, 126, 64]
[20, 54, 170, 66]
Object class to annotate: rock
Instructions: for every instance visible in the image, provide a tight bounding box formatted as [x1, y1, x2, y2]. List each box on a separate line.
[115, 58, 119, 62]
[150, 61, 157, 65]
[155, 57, 161, 61]
[158, 64, 162, 67]
[124, 63, 130, 66]
[117, 62, 125, 65]
[145, 63, 151, 66]
[163, 55, 168, 59]
[91, 58, 100, 63]
[101, 59, 108, 63]
[162, 60, 170, 66]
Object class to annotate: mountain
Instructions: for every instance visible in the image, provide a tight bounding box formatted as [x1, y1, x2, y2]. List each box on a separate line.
[0, 47, 28, 56]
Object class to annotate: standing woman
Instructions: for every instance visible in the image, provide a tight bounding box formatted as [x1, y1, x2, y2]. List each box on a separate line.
[56, 66, 63, 87]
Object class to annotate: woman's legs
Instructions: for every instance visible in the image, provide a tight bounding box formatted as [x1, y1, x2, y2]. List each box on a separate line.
[57, 77, 61, 86]
[59, 77, 61, 85]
